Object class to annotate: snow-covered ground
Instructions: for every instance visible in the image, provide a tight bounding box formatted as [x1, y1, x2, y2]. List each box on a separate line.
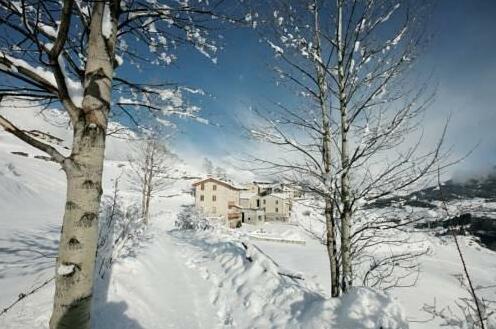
[1, 104, 495, 329]
[0, 105, 405, 329]
[238, 203, 496, 329]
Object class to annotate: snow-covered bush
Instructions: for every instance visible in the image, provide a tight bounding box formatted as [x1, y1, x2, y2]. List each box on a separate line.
[175, 205, 212, 231]
[97, 178, 145, 278]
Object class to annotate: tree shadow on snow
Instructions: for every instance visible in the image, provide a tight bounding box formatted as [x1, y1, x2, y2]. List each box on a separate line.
[91, 262, 145, 329]
[0, 224, 59, 279]
[0, 210, 146, 328]
[92, 298, 144, 329]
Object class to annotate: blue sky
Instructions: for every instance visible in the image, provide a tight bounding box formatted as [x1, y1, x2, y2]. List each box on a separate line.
[138, 27, 280, 159]
[421, 0, 496, 174]
[136, 0, 496, 176]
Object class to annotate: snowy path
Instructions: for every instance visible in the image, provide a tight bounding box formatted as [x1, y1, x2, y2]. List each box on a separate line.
[93, 225, 223, 329]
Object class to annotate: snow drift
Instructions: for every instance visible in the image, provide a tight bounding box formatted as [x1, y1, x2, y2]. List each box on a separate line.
[172, 228, 409, 329]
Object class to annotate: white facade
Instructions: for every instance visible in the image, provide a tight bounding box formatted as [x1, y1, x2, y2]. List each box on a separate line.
[240, 191, 256, 208]
[260, 193, 292, 221]
[241, 208, 265, 225]
[194, 178, 294, 228]
[243, 193, 292, 221]
[193, 178, 242, 225]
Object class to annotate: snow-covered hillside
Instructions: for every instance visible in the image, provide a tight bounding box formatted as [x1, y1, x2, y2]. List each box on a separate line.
[1, 104, 495, 329]
[247, 201, 496, 329]
[0, 105, 409, 329]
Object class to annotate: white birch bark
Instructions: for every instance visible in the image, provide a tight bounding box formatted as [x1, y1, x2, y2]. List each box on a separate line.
[312, 1, 340, 297]
[336, 0, 353, 293]
[49, 1, 118, 328]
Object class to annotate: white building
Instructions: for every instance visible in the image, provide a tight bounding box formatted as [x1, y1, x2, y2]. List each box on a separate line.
[193, 177, 295, 227]
[261, 193, 292, 221]
[241, 190, 292, 222]
[241, 208, 265, 225]
[192, 177, 243, 227]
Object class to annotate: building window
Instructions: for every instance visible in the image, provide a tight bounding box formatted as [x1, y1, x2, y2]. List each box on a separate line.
[263, 199, 266, 205]
[200, 195, 204, 201]
[201, 183, 204, 190]
[258, 215, 262, 220]
[275, 200, 279, 205]
[212, 195, 216, 201]
[213, 184, 217, 191]
[275, 207, 279, 213]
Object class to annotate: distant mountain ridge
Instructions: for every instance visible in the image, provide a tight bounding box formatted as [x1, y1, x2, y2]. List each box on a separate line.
[370, 171, 496, 209]
[368, 170, 496, 250]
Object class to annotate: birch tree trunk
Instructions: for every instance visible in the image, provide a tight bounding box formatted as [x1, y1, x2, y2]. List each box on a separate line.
[312, 1, 339, 297]
[336, 0, 353, 293]
[141, 149, 150, 221]
[145, 163, 154, 223]
[50, 2, 118, 328]
[141, 185, 148, 221]
[140, 142, 153, 224]
[144, 182, 152, 224]
[144, 164, 153, 224]
[325, 197, 339, 296]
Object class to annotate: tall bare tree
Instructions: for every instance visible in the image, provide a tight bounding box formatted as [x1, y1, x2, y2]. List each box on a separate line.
[0, 1, 233, 327]
[128, 137, 179, 223]
[248, 0, 446, 295]
[248, 0, 341, 296]
[330, 0, 446, 292]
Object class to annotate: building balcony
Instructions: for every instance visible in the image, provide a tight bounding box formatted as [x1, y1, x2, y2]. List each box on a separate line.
[228, 212, 240, 220]
[228, 201, 242, 209]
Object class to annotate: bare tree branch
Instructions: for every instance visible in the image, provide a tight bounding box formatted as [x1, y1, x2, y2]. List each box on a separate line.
[0, 112, 66, 164]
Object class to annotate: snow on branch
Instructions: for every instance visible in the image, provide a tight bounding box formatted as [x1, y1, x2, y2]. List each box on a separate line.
[115, 84, 208, 127]
[268, 41, 284, 56]
[0, 0, 238, 135]
[116, 0, 239, 65]
[0, 112, 66, 164]
[0, 51, 58, 92]
[102, 3, 113, 39]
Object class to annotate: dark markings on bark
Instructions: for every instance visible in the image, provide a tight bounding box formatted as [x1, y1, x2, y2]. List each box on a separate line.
[84, 68, 110, 108]
[78, 212, 97, 227]
[56, 294, 91, 329]
[82, 180, 97, 189]
[65, 201, 78, 211]
[68, 160, 82, 172]
[67, 237, 81, 249]
[83, 126, 106, 148]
